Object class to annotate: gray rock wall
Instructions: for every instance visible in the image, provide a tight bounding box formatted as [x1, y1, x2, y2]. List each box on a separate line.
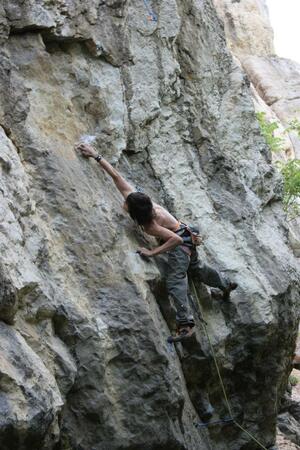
[213, 0, 275, 58]
[214, 0, 300, 276]
[214, 0, 300, 158]
[0, 1, 299, 449]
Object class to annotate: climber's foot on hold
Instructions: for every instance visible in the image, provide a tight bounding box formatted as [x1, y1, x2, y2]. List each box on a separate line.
[222, 282, 238, 300]
[167, 324, 195, 344]
[211, 282, 238, 301]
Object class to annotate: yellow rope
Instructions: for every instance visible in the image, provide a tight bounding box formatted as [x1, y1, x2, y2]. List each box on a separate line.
[190, 279, 268, 450]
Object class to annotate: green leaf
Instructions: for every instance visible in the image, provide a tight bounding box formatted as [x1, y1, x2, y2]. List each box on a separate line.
[257, 112, 300, 219]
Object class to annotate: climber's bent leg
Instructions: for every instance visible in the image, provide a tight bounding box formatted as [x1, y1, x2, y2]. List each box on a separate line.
[166, 246, 194, 327]
[188, 248, 237, 299]
[189, 248, 227, 288]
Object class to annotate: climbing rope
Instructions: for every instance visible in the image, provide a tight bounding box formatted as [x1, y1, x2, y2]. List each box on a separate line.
[143, 0, 157, 22]
[189, 279, 268, 450]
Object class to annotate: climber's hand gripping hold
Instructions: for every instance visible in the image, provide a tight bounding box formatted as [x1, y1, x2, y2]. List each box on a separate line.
[75, 142, 97, 158]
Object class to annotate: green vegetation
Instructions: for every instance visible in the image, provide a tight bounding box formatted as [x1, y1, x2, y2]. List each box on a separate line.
[289, 374, 299, 387]
[276, 159, 300, 219]
[256, 112, 284, 153]
[286, 118, 300, 137]
[256, 112, 300, 219]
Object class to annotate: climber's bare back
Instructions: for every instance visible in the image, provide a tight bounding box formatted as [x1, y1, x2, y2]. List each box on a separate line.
[152, 204, 179, 231]
[142, 204, 181, 246]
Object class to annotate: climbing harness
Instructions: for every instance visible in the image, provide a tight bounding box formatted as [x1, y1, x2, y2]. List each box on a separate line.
[175, 222, 203, 247]
[143, 0, 158, 22]
[189, 279, 268, 450]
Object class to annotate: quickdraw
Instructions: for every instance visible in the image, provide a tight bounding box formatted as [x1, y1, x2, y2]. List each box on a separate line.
[194, 418, 234, 428]
[143, 0, 158, 22]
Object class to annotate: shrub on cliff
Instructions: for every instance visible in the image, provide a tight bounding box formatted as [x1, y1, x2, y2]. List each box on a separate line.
[256, 112, 300, 219]
[256, 111, 284, 153]
[276, 159, 300, 220]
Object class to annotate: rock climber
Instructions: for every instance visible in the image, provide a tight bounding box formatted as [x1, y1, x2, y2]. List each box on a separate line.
[75, 143, 237, 340]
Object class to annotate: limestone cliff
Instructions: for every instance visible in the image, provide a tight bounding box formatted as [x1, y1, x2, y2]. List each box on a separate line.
[0, 1, 299, 450]
[214, 0, 300, 271]
[214, 0, 300, 158]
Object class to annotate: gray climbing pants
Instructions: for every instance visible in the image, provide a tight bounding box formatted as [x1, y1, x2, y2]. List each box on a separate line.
[166, 245, 228, 324]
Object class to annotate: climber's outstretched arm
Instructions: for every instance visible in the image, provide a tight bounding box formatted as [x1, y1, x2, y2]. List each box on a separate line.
[75, 143, 134, 199]
[138, 223, 182, 256]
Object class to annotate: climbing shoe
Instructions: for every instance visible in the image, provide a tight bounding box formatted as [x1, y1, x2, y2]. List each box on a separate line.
[211, 282, 238, 301]
[167, 325, 195, 344]
[222, 282, 238, 300]
[175, 314, 195, 328]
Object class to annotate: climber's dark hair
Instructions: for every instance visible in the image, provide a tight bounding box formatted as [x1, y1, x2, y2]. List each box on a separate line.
[126, 192, 155, 227]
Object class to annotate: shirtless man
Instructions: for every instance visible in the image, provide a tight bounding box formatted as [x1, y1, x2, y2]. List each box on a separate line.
[76, 143, 237, 338]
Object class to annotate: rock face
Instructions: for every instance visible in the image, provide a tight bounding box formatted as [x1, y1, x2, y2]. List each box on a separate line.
[242, 56, 300, 157]
[214, 0, 300, 268]
[213, 0, 274, 58]
[0, 1, 299, 450]
[214, 0, 300, 158]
